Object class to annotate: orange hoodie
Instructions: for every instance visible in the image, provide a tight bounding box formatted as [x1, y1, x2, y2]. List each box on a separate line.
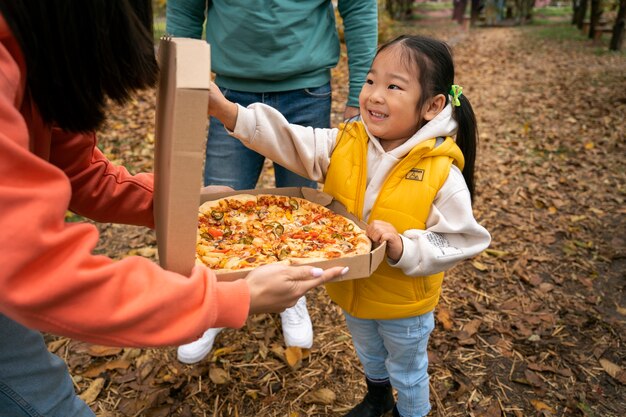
[0, 16, 249, 347]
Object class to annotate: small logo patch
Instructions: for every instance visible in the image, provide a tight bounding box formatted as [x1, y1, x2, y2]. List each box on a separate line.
[405, 168, 424, 181]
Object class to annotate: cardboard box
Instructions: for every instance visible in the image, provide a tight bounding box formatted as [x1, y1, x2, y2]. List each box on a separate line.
[199, 187, 386, 282]
[154, 37, 210, 276]
[152, 37, 385, 281]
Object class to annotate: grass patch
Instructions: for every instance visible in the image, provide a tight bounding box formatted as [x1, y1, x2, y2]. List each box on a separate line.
[535, 5, 573, 17]
[527, 22, 625, 56]
[529, 22, 588, 41]
[413, 1, 453, 12]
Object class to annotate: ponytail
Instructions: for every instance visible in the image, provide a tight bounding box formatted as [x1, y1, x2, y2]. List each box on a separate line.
[453, 94, 478, 201]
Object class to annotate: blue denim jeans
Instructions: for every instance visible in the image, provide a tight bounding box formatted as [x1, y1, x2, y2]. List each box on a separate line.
[343, 310, 435, 417]
[0, 314, 94, 417]
[204, 84, 331, 189]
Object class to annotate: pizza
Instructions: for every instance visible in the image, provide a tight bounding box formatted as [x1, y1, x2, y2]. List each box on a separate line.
[195, 194, 371, 272]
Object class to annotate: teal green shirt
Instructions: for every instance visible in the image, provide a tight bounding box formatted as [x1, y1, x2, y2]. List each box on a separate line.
[166, 0, 377, 108]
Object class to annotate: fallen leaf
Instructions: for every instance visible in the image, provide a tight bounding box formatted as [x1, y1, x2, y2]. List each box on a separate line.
[86, 345, 123, 357]
[79, 377, 105, 404]
[81, 359, 131, 378]
[484, 248, 508, 258]
[284, 346, 303, 370]
[209, 366, 230, 384]
[436, 306, 454, 330]
[530, 399, 556, 413]
[303, 388, 336, 405]
[213, 346, 237, 358]
[472, 260, 489, 272]
[599, 359, 626, 384]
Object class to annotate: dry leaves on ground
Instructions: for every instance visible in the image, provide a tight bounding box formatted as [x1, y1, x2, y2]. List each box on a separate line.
[51, 17, 625, 417]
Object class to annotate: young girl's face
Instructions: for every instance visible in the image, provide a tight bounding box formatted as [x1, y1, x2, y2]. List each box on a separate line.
[359, 45, 423, 151]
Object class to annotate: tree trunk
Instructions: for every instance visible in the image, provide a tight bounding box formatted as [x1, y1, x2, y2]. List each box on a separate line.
[610, 0, 626, 50]
[453, 0, 468, 24]
[470, 0, 481, 26]
[572, 0, 580, 24]
[575, 0, 589, 29]
[589, 0, 602, 39]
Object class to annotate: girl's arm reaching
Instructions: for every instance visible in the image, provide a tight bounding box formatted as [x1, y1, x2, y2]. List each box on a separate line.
[208, 81, 238, 131]
[390, 166, 491, 276]
[208, 82, 338, 183]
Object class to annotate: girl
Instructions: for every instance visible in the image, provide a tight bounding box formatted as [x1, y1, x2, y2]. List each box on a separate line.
[208, 34, 491, 417]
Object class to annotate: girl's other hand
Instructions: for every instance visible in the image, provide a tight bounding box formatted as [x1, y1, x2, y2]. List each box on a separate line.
[366, 220, 403, 262]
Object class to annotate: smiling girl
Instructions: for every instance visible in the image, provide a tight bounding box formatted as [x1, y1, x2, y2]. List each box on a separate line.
[208, 34, 491, 417]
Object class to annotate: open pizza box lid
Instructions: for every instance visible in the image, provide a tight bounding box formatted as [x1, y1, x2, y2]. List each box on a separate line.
[153, 37, 210, 276]
[199, 187, 387, 282]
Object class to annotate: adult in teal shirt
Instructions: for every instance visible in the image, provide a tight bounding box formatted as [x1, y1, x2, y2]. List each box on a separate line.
[166, 0, 378, 364]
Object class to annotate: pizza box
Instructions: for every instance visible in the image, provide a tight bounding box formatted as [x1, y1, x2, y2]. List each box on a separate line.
[153, 36, 210, 276]
[198, 187, 387, 282]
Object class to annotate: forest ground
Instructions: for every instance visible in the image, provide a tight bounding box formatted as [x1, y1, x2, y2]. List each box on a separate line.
[52, 13, 625, 417]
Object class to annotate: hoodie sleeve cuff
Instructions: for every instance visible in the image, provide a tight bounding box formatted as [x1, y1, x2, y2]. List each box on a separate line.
[211, 279, 250, 329]
[388, 234, 422, 274]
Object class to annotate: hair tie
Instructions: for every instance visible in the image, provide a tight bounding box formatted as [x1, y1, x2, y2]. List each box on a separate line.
[449, 85, 463, 107]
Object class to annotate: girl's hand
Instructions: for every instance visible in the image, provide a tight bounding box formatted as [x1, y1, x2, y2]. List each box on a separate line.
[367, 220, 403, 262]
[245, 264, 348, 314]
[207, 81, 238, 131]
[200, 185, 233, 194]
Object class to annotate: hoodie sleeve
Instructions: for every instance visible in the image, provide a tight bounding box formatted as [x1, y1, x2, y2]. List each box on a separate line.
[391, 166, 491, 276]
[233, 103, 338, 182]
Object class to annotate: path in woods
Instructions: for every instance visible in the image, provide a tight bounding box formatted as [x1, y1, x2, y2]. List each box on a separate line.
[54, 20, 625, 417]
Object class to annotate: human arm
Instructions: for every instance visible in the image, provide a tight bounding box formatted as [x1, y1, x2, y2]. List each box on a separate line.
[208, 82, 338, 183]
[337, 0, 378, 111]
[0, 126, 342, 346]
[165, 0, 207, 39]
[390, 166, 491, 276]
[0, 49, 342, 347]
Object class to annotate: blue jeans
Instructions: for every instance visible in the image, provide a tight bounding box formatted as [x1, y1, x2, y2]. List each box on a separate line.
[343, 310, 435, 417]
[0, 314, 94, 417]
[204, 84, 331, 189]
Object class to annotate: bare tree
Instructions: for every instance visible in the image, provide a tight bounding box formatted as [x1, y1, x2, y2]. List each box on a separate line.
[589, 0, 603, 38]
[384, 0, 413, 20]
[575, 0, 590, 28]
[453, 0, 469, 24]
[610, 0, 626, 50]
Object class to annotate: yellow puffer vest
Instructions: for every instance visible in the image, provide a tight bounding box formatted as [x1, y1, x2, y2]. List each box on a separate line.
[324, 122, 464, 319]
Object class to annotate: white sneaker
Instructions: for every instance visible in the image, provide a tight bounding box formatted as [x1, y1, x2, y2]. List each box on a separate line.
[176, 328, 224, 364]
[280, 296, 313, 348]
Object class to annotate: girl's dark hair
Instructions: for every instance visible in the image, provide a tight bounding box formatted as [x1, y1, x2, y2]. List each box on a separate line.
[0, 0, 158, 132]
[377, 35, 478, 199]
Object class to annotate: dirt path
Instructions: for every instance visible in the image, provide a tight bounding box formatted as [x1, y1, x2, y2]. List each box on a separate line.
[54, 22, 625, 417]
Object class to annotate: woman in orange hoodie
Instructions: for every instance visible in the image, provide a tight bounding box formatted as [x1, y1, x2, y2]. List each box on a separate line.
[0, 1, 347, 415]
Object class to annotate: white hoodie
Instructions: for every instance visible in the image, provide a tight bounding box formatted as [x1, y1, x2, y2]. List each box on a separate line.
[230, 102, 491, 277]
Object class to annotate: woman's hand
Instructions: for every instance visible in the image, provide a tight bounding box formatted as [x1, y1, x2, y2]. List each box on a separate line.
[208, 81, 238, 131]
[245, 264, 348, 314]
[367, 220, 403, 262]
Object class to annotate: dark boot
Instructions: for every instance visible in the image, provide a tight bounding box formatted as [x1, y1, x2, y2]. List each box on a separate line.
[343, 377, 395, 417]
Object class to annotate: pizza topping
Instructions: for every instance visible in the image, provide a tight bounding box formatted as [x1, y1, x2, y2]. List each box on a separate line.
[196, 194, 371, 272]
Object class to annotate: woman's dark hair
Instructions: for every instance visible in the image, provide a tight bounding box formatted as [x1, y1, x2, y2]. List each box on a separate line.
[0, 0, 158, 132]
[377, 35, 478, 199]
